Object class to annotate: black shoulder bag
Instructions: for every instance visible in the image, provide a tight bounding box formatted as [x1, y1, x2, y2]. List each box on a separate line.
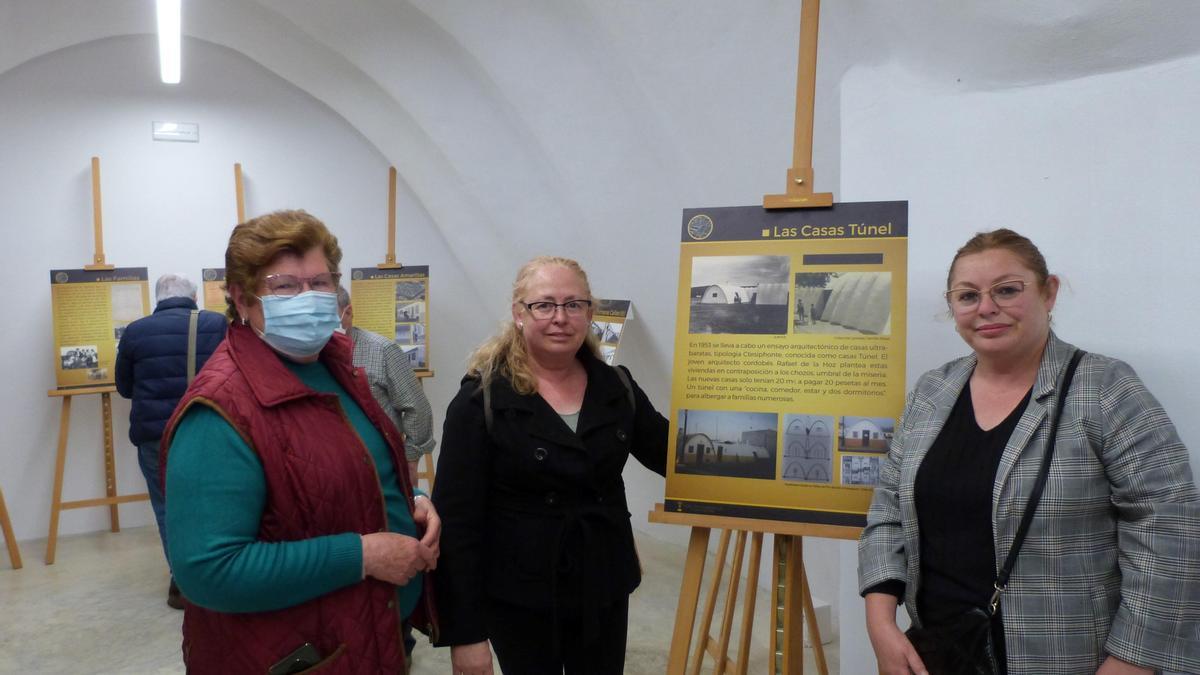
[904, 349, 1084, 675]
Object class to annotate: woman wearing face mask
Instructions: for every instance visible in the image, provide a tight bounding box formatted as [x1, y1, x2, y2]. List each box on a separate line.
[433, 256, 669, 675]
[162, 210, 439, 674]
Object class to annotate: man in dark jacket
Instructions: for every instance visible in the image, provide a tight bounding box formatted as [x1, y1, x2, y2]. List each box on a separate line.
[116, 273, 226, 608]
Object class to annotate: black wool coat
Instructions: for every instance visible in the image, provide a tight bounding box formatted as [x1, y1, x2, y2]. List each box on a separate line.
[432, 350, 668, 646]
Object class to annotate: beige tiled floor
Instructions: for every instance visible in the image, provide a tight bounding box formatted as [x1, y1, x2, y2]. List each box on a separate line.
[0, 526, 837, 674]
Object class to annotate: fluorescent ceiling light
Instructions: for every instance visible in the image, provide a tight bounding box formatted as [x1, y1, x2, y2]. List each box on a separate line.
[157, 0, 181, 84]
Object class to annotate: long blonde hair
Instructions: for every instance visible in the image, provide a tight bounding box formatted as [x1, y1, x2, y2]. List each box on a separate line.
[467, 256, 601, 394]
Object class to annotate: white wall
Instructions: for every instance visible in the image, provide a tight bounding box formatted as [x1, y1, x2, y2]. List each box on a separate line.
[0, 35, 486, 544]
[4, 3, 1200, 672]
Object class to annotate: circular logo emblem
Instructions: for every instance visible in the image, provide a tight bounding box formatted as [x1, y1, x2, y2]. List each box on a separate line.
[54, 272, 70, 284]
[686, 214, 714, 241]
[202, 269, 217, 281]
[352, 270, 364, 281]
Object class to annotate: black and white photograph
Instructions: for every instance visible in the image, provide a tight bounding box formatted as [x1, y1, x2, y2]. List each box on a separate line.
[600, 344, 616, 365]
[838, 416, 894, 453]
[781, 414, 834, 484]
[394, 323, 416, 344]
[60, 345, 99, 370]
[110, 283, 145, 324]
[675, 409, 778, 480]
[400, 344, 426, 369]
[689, 255, 790, 335]
[86, 367, 108, 381]
[841, 455, 882, 486]
[793, 271, 891, 336]
[395, 301, 424, 323]
[590, 320, 624, 345]
[113, 322, 129, 340]
[394, 280, 426, 301]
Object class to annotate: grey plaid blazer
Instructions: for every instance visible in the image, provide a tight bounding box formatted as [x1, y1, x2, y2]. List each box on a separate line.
[859, 333, 1200, 674]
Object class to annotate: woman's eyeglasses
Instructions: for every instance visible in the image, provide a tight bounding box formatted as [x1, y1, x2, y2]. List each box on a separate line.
[944, 279, 1026, 312]
[521, 300, 592, 320]
[262, 273, 341, 297]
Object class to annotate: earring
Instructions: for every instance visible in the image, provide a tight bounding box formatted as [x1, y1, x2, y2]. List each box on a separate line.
[240, 316, 247, 326]
[517, 322, 524, 329]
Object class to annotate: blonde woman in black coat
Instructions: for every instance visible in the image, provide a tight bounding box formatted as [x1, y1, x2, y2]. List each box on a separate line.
[433, 256, 668, 675]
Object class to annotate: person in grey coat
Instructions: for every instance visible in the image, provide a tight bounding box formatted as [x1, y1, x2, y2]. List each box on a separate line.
[858, 229, 1199, 675]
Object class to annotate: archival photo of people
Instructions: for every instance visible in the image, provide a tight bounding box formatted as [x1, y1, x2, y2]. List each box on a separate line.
[675, 409, 778, 480]
[841, 455, 882, 486]
[689, 255, 790, 335]
[394, 280, 426, 301]
[838, 415, 894, 453]
[793, 271, 891, 336]
[781, 414, 834, 484]
[395, 301, 424, 323]
[600, 344, 616, 365]
[60, 346, 98, 370]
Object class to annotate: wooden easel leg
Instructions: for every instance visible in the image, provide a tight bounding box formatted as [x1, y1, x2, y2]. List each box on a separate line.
[667, 526, 711, 675]
[422, 452, 436, 492]
[800, 558, 828, 675]
[689, 530, 732, 675]
[0, 485, 22, 570]
[101, 392, 119, 532]
[772, 534, 806, 675]
[46, 395, 72, 565]
[714, 531, 749, 675]
[734, 531, 763, 675]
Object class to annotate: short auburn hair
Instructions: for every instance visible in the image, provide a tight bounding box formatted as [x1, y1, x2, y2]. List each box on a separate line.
[947, 228, 1050, 290]
[223, 210, 342, 321]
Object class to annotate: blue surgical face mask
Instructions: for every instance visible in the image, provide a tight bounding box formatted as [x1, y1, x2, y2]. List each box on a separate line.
[254, 291, 341, 359]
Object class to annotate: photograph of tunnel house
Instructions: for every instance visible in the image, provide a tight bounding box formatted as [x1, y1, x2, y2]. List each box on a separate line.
[394, 280, 426, 301]
[782, 414, 834, 484]
[838, 415, 894, 453]
[689, 255, 790, 334]
[675, 409, 778, 480]
[841, 454, 882, 486]
[793, 271, 891, 336]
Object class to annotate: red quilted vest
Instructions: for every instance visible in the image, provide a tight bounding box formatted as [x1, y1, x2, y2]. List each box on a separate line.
[161, 323, 437, 674]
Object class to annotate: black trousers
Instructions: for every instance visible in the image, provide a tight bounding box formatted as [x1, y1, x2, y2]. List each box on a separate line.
[485, 595, 630, 675]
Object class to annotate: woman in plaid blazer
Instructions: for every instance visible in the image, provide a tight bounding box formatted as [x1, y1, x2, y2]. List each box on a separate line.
[859, 230, 1199, 675]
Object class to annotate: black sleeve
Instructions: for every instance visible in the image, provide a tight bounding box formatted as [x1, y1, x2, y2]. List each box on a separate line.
[861, 579, 906, 601]
[430, 379, 491, 646]
[115, 330, 135, 399]
[621, 366, 669, 477]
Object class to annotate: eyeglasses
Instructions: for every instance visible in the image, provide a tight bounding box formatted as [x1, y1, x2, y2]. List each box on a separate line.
[945, 279, 1027, 312]
[521, 299, 592, 320]
[262, 272, 341, 297]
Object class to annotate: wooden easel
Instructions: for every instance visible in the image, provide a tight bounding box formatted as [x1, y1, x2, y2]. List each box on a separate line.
[234, 162, 247, 222]
[651, 506, 859, 675]
[379, 167, 438, 490]
[661, 1, 856, 672]
[45, 157, 150, 564]
[0, 484, 21, 569]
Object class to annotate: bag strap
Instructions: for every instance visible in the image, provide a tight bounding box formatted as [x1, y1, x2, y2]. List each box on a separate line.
[482, 364, 635, 436]
[186, 309, 200, 385]
[988, 348, 1084, 614]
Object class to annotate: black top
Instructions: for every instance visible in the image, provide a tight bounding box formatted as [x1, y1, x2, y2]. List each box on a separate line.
[914, 380, 1031, 626]
[431, 349, 669, 646]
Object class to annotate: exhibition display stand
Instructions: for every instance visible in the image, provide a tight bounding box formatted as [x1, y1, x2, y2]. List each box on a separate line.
[44, 157, 149, 565]
[658, 2, 856, 673]
[0, 484, 21, 569]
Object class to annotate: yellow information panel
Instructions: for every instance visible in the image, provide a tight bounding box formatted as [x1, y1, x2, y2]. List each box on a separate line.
[201, 268, 227, 314]
[50, 267, 150, 389]
[591, 299, 631, 365]
[665, 202, 907, 526]
[350, 266, 430, 372]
